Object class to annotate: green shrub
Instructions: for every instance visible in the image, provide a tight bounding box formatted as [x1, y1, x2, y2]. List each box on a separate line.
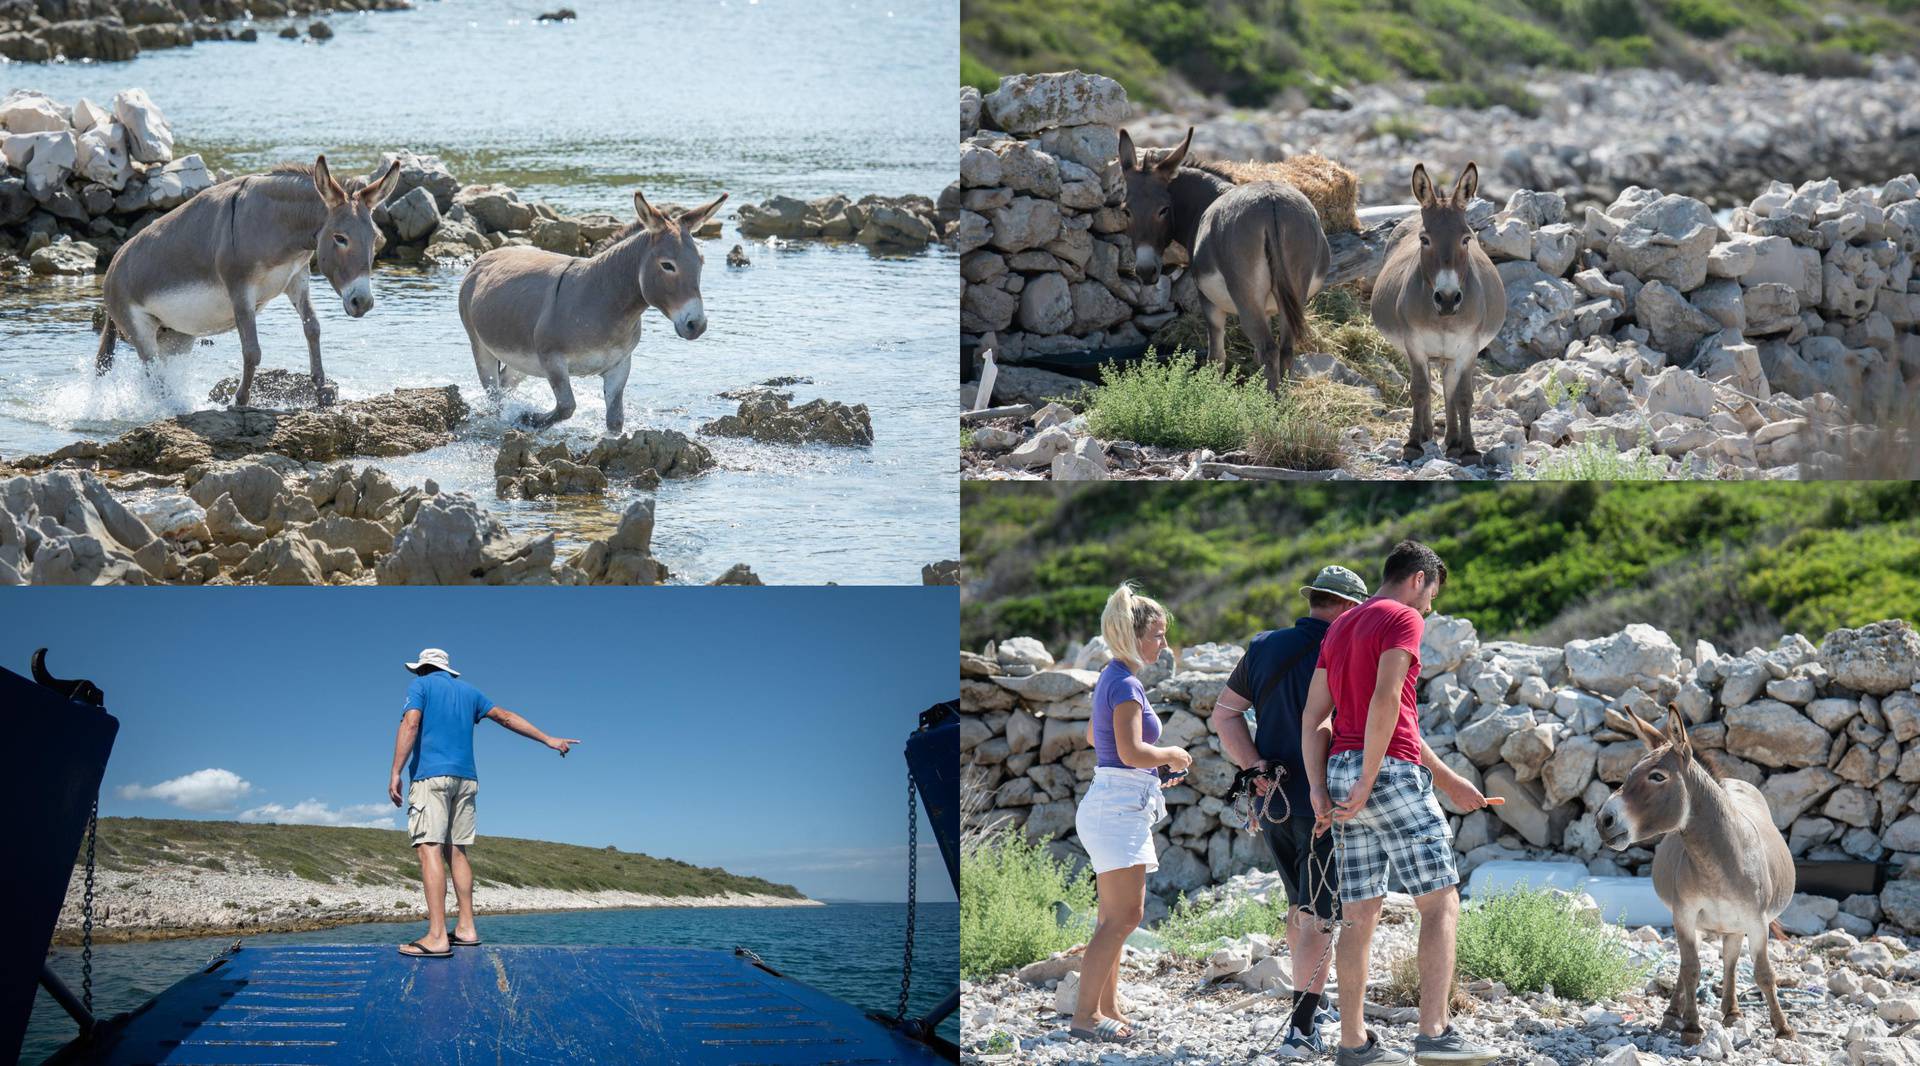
[1156, 891, 1291, 959]
[1455, 887, 1648, 1000]
[1660, 0, 1743, 36]
[960, 51, 1001, 94]
[1427, 79, 1543, 117]
[1525, 441, 1673, 481]
[960, 829, 1096, 978]
[1084, 349, 1286, 454]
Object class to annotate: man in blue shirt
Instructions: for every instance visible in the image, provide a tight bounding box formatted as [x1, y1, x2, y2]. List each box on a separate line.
[387, 647, 579, 958]
[1210, 565, 1368, 1056]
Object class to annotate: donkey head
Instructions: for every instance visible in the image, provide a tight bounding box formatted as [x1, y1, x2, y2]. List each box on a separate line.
[1117, 127, 1191, 286]
[1409, 161, 1480, 318]
[312, 155, 402, 319]
[632, 189, 729, 340]
[1597, 705, 1695, 850]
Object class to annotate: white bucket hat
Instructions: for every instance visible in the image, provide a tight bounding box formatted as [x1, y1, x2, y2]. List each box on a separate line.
[405, 648, 459, 677]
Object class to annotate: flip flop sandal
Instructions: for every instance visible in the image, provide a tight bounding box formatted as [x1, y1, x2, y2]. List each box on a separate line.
[451, 936, 482, 947]
[398, 940, 452, 958]
[1068, 1018, 1135, 1043]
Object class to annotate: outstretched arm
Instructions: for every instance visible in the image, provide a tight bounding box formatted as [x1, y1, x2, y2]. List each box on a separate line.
[485, 707, 580, 755]
[389, 710, 421, 806]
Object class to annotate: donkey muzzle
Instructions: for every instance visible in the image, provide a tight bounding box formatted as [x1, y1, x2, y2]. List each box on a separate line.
[341, 277, 374, 319]
[1132, 245, 1162, 287]
[1596, 796, 1632, 850]
[671, 299, 708, 341]
[1432, 289, 1463, 316]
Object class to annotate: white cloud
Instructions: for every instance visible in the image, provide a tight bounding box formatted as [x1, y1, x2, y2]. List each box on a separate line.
[118, 768, 253, 812]
[238, 799, 397, 829]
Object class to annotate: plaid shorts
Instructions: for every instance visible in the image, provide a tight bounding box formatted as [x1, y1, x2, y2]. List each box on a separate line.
[1326, 750, 1457, 902]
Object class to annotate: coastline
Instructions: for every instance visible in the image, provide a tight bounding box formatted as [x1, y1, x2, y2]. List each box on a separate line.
[55, 865, 822, 946]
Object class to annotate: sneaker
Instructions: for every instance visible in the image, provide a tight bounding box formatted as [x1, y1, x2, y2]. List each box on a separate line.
[1334, 1031, 1413, 1066]
[1275, 1024, 1326, 1059]
[1316, 1000, 1340, 1026]
[1411, 1026, 1499, 1065]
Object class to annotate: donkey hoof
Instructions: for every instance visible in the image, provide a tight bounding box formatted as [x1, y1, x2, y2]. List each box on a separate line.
[1450, 449, 1483, 466]
[1680, 1028, 1704, 1047]
[1401, 441, 1425, 462]
[314, 384, 338, 407]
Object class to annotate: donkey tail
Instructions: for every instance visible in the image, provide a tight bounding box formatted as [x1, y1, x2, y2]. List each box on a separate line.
[93, 312, 118, 374]
[1264, 212, 1308, 347]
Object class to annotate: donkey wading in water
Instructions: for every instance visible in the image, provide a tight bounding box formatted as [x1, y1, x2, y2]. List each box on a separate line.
[1118, 128, 1331, 394]
[458, 188, 727, 434]
[94, 156, 402, 408]
[1371, 163, 1505, 464]
[1598, 707, 1797, 1045]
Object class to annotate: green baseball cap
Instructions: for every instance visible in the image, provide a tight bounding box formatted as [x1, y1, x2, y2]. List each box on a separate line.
[1300, 565, 1368, 605]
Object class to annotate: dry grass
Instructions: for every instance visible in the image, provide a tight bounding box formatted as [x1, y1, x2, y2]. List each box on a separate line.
[1190, 154, 1361, 233]
[1379, 951, 1472, 1013]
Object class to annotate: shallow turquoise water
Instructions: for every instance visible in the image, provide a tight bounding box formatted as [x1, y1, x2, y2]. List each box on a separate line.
[23, 901, 958, 1063]
[0, 0, 959, 584]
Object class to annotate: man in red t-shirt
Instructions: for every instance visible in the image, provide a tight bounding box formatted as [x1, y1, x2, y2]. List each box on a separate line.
[1300, 541, 1496, 1066]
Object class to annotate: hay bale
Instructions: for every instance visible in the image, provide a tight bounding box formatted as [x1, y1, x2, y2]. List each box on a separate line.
[1188, 154, 1360, 234]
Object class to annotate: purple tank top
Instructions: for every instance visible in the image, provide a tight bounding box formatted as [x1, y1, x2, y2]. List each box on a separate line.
[1091, 660, 1160, 769]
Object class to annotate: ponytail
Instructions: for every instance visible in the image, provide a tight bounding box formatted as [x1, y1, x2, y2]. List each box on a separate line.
[1101, 581, 1168, 672]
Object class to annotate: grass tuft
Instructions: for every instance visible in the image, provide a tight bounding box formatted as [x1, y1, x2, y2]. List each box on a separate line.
[1155, 891, 1291, 959]
[1525, 440, 1675, 481]
[959, 827, 1096, 978]
[1455, 887, 1649, 1001]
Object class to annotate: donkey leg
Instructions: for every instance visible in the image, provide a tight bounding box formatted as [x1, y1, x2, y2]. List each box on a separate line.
[1719, 932, 1744, 1023]
[600, 355, 631, 436]
[1444, 360, 1480, 463]
[284, 274, 334, 406]
[1750, 921, 1795, 1039]
[119, 310, 164, 369]
[1237, 302, 1283, 395]
[1404, 352, 1433, 462]
[467, 339, 501, 401]
[1672, 920, 1703, 1045]
[1201, 300, 1229, 373]
[229, 291, 265, 408]
[519, 353, 576, 430]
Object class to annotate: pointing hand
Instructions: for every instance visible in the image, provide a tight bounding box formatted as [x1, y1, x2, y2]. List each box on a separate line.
[547, 737, 581, 756]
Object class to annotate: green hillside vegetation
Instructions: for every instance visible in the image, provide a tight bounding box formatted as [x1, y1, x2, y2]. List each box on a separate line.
[961, 0, 1920, 114]
[84, 817, 806, 899]
[960, 481, 1920, 654]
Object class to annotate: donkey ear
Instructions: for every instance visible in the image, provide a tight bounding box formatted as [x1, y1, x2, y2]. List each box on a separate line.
[1117, 129, 1137, 172]
[1157, 127, 1193, 176]
[358, 159, 402, 207]
[632, 189, 669, 233]
[1452, 162, 1480, 206]
[312, 155, 347, 209]
[1410, 163, 1436, 208]
[1626, 709, 1663, 751]
[1664, 704, 1693, 758]
[677, 192, 728, 234]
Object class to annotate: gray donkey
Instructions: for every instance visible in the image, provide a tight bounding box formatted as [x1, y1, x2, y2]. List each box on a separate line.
[1598, 708, 1797, 1045]
[458, 188, 727, 433]
[95, 156, 401, 407]
[1118, 128, 1330, 394]
[1371, 163, 1505, 463]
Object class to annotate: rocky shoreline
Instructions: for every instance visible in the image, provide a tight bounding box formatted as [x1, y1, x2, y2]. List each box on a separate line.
[55, 864, 821, 946]
[963, 870, 1920, 1066]
[0, 0, 408, 64]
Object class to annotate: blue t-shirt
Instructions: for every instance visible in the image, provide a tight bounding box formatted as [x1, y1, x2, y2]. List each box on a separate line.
[1091, 660, 1160, 770]
[1223, 617, 1331, 816]
[403, 671, 492, 782]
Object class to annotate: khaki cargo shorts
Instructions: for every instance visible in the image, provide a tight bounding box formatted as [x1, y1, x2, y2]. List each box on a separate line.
[407, 775, 478, 847]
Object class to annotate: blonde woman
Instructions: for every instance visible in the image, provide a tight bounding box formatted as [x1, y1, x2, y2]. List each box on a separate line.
[1070, 582, 1191, 1044]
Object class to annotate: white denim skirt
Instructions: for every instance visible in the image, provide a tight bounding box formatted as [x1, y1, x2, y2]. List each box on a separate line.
[1075, 767, 1166, 874]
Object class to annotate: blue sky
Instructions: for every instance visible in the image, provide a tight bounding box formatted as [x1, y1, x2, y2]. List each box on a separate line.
[2, 588, 956, 903]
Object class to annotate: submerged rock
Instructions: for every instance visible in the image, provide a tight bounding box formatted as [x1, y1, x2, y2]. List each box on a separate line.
[565, 497, 668, 585]
[22, 387, 469, 473]
[710, 563, 764, 586]
[700, 394, 873, 447]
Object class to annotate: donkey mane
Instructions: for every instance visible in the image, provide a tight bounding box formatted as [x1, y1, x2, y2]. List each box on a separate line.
[264, 161, 377, 195]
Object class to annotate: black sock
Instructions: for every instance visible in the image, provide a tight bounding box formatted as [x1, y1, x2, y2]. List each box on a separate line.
[1290, 991, 1320, 1035]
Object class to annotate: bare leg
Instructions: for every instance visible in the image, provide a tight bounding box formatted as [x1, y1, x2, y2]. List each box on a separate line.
[1073, 865, 1144, 1033]
[449, 844, 478, 942]
[1412, 885, 1460, 1037]
[1404, 353, 1433, 461]
[1202, 300, 1229, 373]
[1720, 932, 1743, 1024]
[520, 353, 577, 430]
[229, 292, 264, 408]
[284, 275, 334, 406]
[410, 844, 450, 952]
[1336, 895, 1382, 1050]
[1292, 906, 1334, 995]
[600, 354, 631, 436]
[1750, 921, 1795, 1038]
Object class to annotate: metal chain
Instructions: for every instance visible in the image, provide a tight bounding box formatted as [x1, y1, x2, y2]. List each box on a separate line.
[82, 797, 97, 1017]
[895, 769, 918, 1022]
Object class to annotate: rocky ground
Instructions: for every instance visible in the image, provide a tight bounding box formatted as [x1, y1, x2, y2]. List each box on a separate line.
[962, 872, 1920, 1066]
[0, 0, 405, 63]
[0, 87, 946, 277]
[55, 863, 820, 945]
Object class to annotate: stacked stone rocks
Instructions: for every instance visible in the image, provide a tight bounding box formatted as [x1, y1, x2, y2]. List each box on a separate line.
[958, 71, 1180, 365]
[0, 0, 407, 62]
[961, 618, 1920, 936]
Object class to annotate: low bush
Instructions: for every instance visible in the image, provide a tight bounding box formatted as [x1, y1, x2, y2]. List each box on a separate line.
[959, 828, 1096, 978]
[1084, 350, 1285, 454]
[1454, 887, 1648, 1000]
[1156, 891, 1290, 959]
[1526, 441, 1674, 481]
